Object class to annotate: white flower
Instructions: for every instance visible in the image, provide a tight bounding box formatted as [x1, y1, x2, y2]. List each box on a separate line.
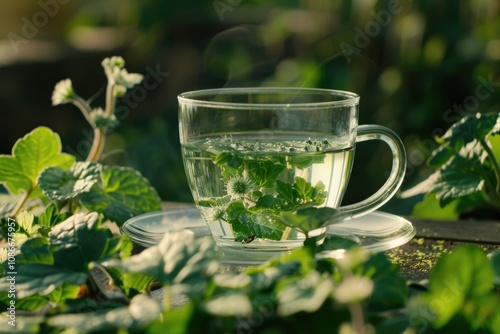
[206, 204, 228, 221]
[102, 56, 143, 95]
[51, 79, 75, 105]
[333, 276, 374, 304]
[226, 176, 257, 200]
[101, 56, 125, 73]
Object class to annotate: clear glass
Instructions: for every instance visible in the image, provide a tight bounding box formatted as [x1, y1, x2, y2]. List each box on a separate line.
[178, 87, 406, 252]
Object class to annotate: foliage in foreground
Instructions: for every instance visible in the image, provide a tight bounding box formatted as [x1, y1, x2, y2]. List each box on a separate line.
[0, 56, 498, 333]
[0, 220, 499, 334]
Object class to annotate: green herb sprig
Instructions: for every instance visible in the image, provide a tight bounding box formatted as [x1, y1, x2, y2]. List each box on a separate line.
[0, 56, 162, 222]
[401, 112, 500, 216]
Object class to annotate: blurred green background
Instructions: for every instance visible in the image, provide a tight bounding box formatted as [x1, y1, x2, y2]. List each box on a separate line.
[0, 0, 499, 215]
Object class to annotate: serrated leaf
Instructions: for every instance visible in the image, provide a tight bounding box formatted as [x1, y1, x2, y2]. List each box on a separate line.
[226, 201, 286, 240]
[80, 166, 162, 226]
[441, 113, 500, 148]
[287, 152, 325, 169]
[279, 207, 339, 235]
[0, 127, 75, 194]
[425, 245, 495, 327]
[47, 294, 161, 332]
[0, 263, 86, 299]
[37, 204, 71, 228]
[16, 211, 40, 237]
[15, 237, 53, 265]
[401, 154, 486, 206]
[247, 159, 286, 188]
[110, 231, 219, 287]
[38, 161, 101, 200]
[49, 212, 109, 271]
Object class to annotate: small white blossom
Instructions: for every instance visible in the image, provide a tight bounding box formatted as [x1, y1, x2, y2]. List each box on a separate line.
[112, 67, 143, 89]
[51, 79, 75, 105]
[101, 56, 125, 73]
[206, 204, 228, 221]
[102, 56, 143, 95]
[333, 276, 374, 304]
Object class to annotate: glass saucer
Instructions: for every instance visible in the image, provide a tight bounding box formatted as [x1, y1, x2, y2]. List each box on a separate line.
[122, 207, 416, 263]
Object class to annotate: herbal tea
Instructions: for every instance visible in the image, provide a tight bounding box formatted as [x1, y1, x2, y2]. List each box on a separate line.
[182, 133, 355, 248]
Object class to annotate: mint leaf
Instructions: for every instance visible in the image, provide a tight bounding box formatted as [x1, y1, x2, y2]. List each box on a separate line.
[247, 158, 286, 188]
[279, 207, 339, 235]
[226, 201, 286, 241]
[15, 237, 53, 265]
[0, 127, 75, 194]
[441, 112, 500, 148]
[0, 263, 86, 299]
[38, 161, 101, 200]
[111, 231, 219, 287]
[49, 212, 109, 271]
[425, 245, 495, 327]
[38, 204, 71, 228]
[16, 211, 40, 238]
[287, 152, 325, 169]
[402, 154, 486, 206]
[80, 166, 162, 226]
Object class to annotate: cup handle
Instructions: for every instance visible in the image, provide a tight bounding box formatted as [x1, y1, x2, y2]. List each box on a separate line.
[336, 124, 407, 221]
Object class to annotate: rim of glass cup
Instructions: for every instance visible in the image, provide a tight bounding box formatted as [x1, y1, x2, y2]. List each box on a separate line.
[178, 87, 360, 109]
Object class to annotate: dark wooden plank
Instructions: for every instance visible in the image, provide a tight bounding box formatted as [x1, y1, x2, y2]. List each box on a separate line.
[407, 217, 500, 244]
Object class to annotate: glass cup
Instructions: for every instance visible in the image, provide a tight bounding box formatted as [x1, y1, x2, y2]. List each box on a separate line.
[178, 88, 406, 252]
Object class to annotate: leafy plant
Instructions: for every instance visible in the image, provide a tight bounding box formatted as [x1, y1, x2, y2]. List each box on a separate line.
[1, 58, 499, 334]
[0, 56, 162, 223]
[195, 138, 336, 243]
[2, 225, 499, 333]
[401, 112, 500, 218]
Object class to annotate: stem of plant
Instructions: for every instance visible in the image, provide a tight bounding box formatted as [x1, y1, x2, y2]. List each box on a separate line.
[86, 128, 106, 162]
[10, 188, 32, 217]
[281, 227, 292, 241]
[349, 303, 366, 334]
[481, 139, 500, 194]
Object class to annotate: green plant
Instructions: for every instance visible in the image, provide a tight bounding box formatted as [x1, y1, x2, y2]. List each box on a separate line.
[0, 56, 162, 223]
[1, 216, 499, 333]
[196, 140, 334, 243]
[401, 112, 500, 218]
[1, 58, 499, 334]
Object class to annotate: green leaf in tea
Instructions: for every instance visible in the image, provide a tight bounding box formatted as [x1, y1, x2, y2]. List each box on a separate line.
[279, 207, 339, 235]
[80, 166, 162, 226]
[38, 161, 101, 200]
[226, 201, 286, 241]
[247, 159, 286, 188]
[0, 127, 75, 194]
